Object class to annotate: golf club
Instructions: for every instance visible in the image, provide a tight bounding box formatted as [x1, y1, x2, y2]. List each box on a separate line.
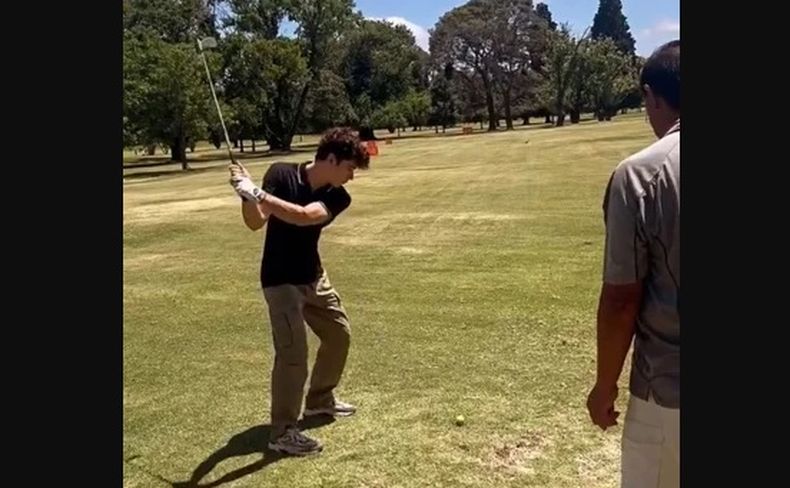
[197, 36, 244, 169]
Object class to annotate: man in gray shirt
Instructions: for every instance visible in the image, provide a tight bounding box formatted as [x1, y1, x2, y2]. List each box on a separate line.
[586, 40, 680, 488]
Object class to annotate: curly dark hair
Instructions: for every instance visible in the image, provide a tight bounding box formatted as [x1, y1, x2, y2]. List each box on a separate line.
[316, 127, 370, 169]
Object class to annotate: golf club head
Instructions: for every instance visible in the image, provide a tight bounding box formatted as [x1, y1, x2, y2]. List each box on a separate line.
[197, 36, 218, 51]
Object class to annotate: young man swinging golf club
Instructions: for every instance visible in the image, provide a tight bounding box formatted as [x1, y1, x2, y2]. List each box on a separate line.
[229, 127, 370, 456]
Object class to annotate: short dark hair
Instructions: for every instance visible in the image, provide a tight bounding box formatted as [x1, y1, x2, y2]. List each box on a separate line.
[640, 40, 680, 111]
[316, 127, 370, 169]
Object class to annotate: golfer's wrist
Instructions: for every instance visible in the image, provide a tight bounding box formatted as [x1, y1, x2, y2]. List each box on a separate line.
[593, 379, 618, 392]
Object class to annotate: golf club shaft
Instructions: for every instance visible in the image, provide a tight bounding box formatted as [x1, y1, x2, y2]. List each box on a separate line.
[199, 49, 241, 167]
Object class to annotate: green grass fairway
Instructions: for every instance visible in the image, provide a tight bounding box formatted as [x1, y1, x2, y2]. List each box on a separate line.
[124, 114, 653, 487]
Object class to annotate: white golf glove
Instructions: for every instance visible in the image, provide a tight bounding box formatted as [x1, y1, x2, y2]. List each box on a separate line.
[231, 176, 267, 202]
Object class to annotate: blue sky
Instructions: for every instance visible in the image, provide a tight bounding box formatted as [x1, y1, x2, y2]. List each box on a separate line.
[354, 0, 679, 56]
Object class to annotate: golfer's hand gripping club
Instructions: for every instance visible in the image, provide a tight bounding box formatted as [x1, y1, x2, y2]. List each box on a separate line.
[229, 163, 251, 181]
[230, 166, 267, 203]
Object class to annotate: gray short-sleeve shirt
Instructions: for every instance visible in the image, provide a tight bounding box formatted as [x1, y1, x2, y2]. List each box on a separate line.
[603, 120, 680, 408]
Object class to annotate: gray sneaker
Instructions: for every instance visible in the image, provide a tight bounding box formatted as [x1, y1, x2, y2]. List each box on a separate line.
[268, 427, 323, 456]
[303, 400, 357, 418]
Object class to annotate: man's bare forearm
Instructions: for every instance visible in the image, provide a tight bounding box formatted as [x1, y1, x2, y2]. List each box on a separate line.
[258, 193, 327, 226]
[241, 199, 267, 230]
[595, 283, 643, 388]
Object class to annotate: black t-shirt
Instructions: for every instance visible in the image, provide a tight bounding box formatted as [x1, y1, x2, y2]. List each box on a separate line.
[260, 162, 351, 287]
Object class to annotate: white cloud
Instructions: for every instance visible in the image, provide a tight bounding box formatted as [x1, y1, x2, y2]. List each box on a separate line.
[368, 16, 431, 52]
[636, 19, 680, 56]
[640, 20, 680, 38]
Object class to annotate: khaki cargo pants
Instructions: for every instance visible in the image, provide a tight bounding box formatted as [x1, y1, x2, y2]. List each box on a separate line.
[263, 270, 351, 437]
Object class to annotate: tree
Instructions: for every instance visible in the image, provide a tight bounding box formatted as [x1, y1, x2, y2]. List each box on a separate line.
[619, 55, 645, 112]
[283, 0, 356, 147]
[123, 33, 213, 167]
[223, 0, 357, 150]
[428, 63, 458, 132]
[585, 38, 634, 121]
[220, 33, 269, 151]
[400, 90, 431, 131]
[454, 74, 489, 129]
[123, 0, 215, 43]
[567, 43, 594, 124]
[543, 25, 587, 127]
[535, 2, 557, 31]
[228, 98, 260, 151]
[412, 48, 432, 92]
[341, 19, 426, 128]
[435, 0, 552, 130]
[371, 100, 407, 134]
[257, 38, 311, 149]
[510, 68, 546, 124]
[224, 0, 287, 39]
[124, 0, 221, 166]
[590, 0, 636, 57]
[431, 0, 500, 131]
[486, 0, 548, 130]
[302, 69, 356, 132]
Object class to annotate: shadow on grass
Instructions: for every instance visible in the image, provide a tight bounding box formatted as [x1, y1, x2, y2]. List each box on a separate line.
[166, 415, 336, 487]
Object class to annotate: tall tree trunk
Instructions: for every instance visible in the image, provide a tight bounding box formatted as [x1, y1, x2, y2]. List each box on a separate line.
[170, 133, 188, 170]
[504, 88, 514, 130]
[482, 74, 497, 132]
